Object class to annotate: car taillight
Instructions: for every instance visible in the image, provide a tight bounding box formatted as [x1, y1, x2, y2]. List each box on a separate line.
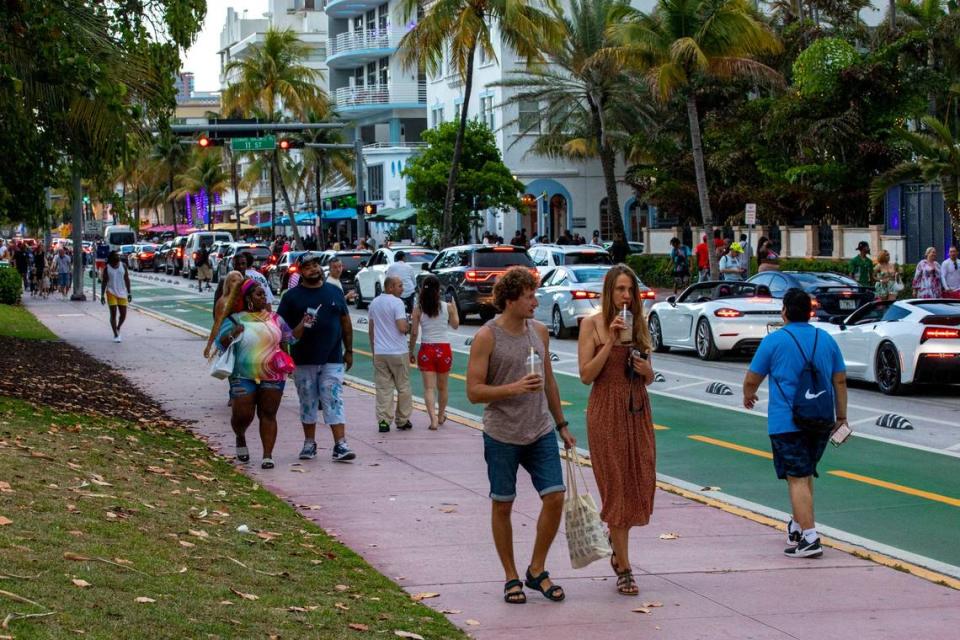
[570, 290, 600, 300]
[921, 327, 960, 343]
[289, 265, 298, 273]
[640, 290, 656, 300]
[714, 308, 743, 318]
[176, 248, 183, 257]
[192, 252, 198, 260]
[465, 270, 481, 282]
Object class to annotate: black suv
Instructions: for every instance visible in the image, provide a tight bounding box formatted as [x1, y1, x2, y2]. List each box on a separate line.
[165, 236, 188, 275]
[419, 245, 536, 320]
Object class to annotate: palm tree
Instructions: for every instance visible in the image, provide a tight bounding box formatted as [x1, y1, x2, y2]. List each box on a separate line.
[148, 130, 190, 235]
[397, 0, 558, 247]
[222, 28, 329, 249]
[896, 0, 948, 116]
[496, 0, 650, 241]
[618, 0, 782, 279]
[174, 148, 230, 231]
[301, 113, 355, 245]
[870, 115, 960, 244]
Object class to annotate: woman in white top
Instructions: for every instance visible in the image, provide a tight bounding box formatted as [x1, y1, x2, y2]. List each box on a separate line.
[100, 251, 131, 342]
[409, 275, 460, 429]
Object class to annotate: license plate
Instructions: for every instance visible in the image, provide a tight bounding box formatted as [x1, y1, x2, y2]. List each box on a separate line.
[767, 323, 782, 333]
[839, 299, 856, 310]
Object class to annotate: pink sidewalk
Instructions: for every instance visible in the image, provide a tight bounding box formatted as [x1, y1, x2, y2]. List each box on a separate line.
[26, 296, 960, 639]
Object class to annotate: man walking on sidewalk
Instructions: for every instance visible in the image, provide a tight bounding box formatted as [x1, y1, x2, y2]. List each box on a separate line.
[278, 252, 356, 462]
[742, 289, 848, 558]
[101, 251, 132, 343]
[54, 248, 72, 298]
[368, 276, 413, 432]
[466, 267, 576, 604]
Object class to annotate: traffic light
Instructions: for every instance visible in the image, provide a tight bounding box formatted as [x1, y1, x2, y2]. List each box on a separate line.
[197, 134, 222, 148]
[362, 202, 377, 216]
[278, 138, 303, 150]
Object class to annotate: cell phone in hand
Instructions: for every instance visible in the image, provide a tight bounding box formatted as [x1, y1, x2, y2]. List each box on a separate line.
[830, 422, 852, 447]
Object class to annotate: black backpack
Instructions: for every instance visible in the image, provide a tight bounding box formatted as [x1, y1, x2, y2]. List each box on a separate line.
[772, 328, 835, 433]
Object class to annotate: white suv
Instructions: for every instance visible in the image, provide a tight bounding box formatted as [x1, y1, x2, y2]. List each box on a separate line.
[354, 246, 437, 309]
[528, 244, 613, 275]
[183, 231, 233, 278]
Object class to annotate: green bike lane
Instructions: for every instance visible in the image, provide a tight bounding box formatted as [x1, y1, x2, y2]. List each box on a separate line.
[129, 279, 960, 574]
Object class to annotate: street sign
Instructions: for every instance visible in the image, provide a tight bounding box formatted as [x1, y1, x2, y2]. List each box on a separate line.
[231, 135, 276, 152]
[745, 203, 757, 226]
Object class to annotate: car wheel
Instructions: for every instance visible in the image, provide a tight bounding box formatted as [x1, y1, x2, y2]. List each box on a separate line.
[355, 285, 368, 310]
[695, 318, 719, 360]
[552, 306, 569, 339]
[875, 342, 905, 395]
[374, 282, 382, 298]
[649, 314, 670, 353]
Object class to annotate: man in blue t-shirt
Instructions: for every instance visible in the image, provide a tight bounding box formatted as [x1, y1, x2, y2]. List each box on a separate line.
[743, 289, 848, 559]
[277, 252, 356, 462]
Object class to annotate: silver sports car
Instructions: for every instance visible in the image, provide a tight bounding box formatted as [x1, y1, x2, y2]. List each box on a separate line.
[819, 298, 960, 394]
[648, 281, 783, 359]
[534, 265, 655, 338]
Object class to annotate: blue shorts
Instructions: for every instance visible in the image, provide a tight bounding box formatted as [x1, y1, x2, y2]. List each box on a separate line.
[228, 377, 285, 398]
[293, 363, 346, 425]
[770, 430, 831, 480]
[58, 273, 70, 287]
[483, 431, 565, 502]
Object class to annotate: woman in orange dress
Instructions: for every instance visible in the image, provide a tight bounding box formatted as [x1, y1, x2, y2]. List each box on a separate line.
[577, 264, 656, 596]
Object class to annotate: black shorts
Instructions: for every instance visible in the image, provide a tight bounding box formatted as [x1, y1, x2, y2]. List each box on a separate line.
[770, 430, 831, 480]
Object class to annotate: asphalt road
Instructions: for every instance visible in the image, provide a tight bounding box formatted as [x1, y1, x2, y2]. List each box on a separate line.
[126, 273, 960, 575]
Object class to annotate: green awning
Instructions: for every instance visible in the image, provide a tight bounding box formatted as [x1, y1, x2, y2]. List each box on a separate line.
[374, 206, 417, 224]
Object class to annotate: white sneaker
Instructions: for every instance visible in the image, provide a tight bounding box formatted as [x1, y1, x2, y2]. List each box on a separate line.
[113, 335, 121, 343]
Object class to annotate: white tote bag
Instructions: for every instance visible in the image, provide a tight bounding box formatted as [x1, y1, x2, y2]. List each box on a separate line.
[209, 341, 236, 379]
[564, 455, 612, 569]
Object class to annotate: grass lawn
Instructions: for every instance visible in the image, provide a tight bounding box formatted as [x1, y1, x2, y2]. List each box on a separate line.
[0, 397, 466, 639]
[0, 304, 57, 340]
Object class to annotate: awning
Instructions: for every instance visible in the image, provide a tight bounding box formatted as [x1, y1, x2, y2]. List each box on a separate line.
[373, 206, 417, 224]
[318, 208, 357, 221]
[211, 222, 257, 231]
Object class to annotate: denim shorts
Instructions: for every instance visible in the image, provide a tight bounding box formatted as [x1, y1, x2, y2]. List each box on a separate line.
[228, 377, 286, 398]
[483, 431, 565, 502]
[770, 430, 831, 480]
[293, 363, 345, 425]
[58, 273, 70, 287]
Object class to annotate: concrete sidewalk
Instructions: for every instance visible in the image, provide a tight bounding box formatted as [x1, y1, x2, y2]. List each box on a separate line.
[25, 296, 960, 639]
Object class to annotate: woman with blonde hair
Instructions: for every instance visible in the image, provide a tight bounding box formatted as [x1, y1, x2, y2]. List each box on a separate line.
[205, 271, 246, 358]
[873, 250, 898, 301]
[577, 264, 657, 596]
[912, 247, 943, 299]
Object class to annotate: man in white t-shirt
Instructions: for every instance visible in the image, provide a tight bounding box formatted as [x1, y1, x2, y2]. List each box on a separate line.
[368, 276, 413, 432]
[325, 257, 356, 302]
[385, 251, 417, 313]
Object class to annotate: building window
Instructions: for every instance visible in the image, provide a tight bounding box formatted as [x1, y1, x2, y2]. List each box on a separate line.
[354, 66, 364, 88]
[478, 44, 487, 65]
[599, 197, 617, 241]
[368, 164, 384, 202]
[518, 100, 540, 134]
[367, 61, 377, 87]
[431, 106, 445, 128]
[378, 57, 389, 85]
[378, 3, 388, 30]
[480, 96, 495, 130]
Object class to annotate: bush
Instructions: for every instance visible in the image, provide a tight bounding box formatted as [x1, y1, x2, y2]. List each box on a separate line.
[626, 254, 675, 288]
[0, 267, 22, 304]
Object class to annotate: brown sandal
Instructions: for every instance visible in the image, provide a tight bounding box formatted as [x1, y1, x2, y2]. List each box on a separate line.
[609, 536, 639, 596]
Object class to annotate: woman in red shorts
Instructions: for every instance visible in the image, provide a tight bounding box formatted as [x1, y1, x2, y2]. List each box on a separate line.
[409, 275, 460, 429]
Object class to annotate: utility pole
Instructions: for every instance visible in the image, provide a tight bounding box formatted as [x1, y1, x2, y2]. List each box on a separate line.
[355, 138, 365, 242]
[70, 166, 85, 301]
[231, 148, 241, 240]
[270, 165, 276, 240]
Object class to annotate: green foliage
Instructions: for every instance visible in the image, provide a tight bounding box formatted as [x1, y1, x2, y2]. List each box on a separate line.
[626, 254, 677, 288]
[0, 268, 23, 305]
[404, 120, 524, 244]
[0, 300, 58, 338]
[793, 37, 859, 97]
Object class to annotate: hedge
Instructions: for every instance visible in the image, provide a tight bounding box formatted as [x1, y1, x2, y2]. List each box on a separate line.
[626, 254, 918, 299]
[0, 266, 22, 305]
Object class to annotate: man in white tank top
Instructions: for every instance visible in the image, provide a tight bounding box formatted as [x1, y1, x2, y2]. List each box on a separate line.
[466, 267, 576, 604]
[100, 251, 132, 343]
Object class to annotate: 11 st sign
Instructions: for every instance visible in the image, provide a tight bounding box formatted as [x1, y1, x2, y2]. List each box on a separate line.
[231, 135, 276, 152]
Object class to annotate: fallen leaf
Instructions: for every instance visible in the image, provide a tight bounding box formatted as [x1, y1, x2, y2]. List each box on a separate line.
[438, 507, 456, 514]
[643, 601, 664, 608]
[72, 579, 91, 588]
[348, 623, 369, 632]
[289, 468, 306, 473]
[113, 558, 133, 565]
[334, 602, 350, 611]
[229, 588, 259, 601]
[64, 552, 91, 561]
[658, 533, 680, 540]
[178, 540, 195, 548]
[334, 584, 350, 592]
[0, 516, 13, 526]
[0, 481, 11, 493]
[410, 592, 440, 601]
[90, 475, 112, 487]
[465, 619, 480, 626]
[394, 632, 425, 640]
[219, 600, 234, 606]
[288, 606, 309, 612]
[438, 609, 462, 614]
[256, 531, 281, 541]
[700, 486, 721, 491]
[134, 597, 156, 603]
[632, 607, 651, 614]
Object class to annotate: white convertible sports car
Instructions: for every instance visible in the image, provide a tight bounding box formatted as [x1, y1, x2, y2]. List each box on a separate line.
[819, 299, 960, 395]
[648, 281, 784, 360]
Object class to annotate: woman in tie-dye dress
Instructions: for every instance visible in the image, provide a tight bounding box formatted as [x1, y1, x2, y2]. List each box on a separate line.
[217, 280, 306, 468]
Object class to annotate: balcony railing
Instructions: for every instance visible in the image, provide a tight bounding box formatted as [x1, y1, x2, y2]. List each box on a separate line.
[328, 28, 405, 58]
[334, 83, 427, 109]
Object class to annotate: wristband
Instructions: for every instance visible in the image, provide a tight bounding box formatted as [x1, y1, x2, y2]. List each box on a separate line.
[555, 421, 569, 431]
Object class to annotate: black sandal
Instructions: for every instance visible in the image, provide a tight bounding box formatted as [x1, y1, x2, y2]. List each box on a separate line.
[615, 570, 639, 596]
[503, 579, 526, 604]
[524, 567, 564, 602]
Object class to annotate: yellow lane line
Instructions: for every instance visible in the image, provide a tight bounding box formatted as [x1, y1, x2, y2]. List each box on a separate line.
[688, 434, 773, 459]
[353, 347, 573, 405]
[828, 470, 960, 508]
[654, 425, 670, 431]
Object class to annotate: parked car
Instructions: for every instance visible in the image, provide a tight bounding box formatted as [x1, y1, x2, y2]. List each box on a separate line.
[153, 241, 173, 272]
[129, 244, 159, 272]
[602, 241, 644, 255]
[208, 241, 229, 278]
[534, 265, 655, 338]
[119, 244, 136, 264]
[819, 299, 960, 395]
[164, 236, 188, 275]
[183, 231, 233, 279]
[528, 244, 613, 275]
[319, 250, 370, 296]
[414, 244, 535, 321]
[747, 271, 875, 320]
[266, 251, 307, 295]
[647, 281, 783, 360]
[217, 242, 271, 280]
[355, 246, 438, 310]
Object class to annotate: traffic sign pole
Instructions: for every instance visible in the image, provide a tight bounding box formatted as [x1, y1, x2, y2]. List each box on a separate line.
[745, 203, 757, 273]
